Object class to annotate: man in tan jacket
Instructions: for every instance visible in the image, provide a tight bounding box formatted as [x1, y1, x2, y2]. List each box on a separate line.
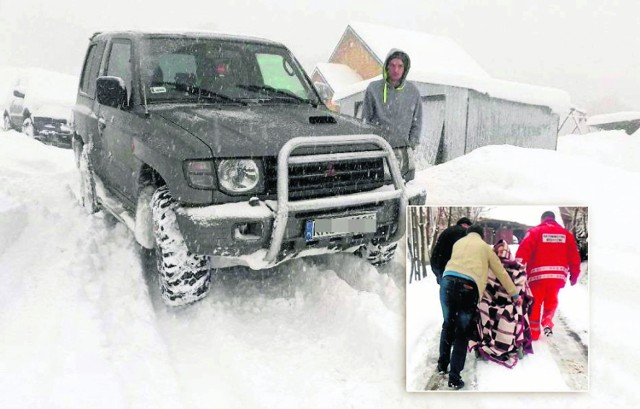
[437, 224, 522, 389]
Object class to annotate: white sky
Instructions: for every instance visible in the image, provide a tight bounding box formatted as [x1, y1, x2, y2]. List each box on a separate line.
[1, 0, 639, 115]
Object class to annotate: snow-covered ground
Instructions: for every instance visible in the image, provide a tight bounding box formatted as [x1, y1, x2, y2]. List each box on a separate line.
[407, 244, 589, 392]
[1, 128, 639, 408]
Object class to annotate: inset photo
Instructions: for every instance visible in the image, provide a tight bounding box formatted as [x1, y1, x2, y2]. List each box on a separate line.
[406, 206, 588, 392]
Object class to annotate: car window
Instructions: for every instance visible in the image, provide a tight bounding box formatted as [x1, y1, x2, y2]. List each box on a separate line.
[87, 42, 106, 98]
[157, 53, 197, 85]
[80, 44, 97, 93]
[106, 40, 133, 100]
[255, 54, 305, 98]
[139, 38, 320, 105]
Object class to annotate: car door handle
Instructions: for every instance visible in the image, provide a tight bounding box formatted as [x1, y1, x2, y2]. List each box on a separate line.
[98, 117, 106, 130]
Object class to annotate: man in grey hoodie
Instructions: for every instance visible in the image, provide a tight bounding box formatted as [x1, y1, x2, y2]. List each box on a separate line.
[362, 49, 423, 147]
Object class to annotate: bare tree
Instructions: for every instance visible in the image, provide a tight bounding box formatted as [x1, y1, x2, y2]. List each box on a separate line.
[407, 207, 485, 285]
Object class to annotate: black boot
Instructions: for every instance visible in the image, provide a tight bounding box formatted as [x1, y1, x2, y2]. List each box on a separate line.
[448, 375, 465, 390]
[544, 326, 553, 337]
[437, 363, 448, 375]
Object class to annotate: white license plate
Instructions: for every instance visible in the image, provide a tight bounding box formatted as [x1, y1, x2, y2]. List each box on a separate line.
[304, 213, 377, 241]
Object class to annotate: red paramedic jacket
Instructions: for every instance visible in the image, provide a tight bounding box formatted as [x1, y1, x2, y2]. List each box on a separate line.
[515, 218, 581, 287]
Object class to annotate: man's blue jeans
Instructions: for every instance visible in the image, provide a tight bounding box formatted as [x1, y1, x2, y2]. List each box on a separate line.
[438, 275, 479, 382]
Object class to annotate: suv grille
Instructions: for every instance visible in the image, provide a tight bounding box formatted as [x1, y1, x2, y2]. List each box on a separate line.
[264, 157, 385, 200]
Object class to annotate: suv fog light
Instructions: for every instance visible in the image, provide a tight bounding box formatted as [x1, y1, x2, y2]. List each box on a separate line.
[234, 222, 262, 240]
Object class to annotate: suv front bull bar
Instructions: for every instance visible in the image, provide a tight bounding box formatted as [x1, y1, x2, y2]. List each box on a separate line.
[264, 134, 408, 263]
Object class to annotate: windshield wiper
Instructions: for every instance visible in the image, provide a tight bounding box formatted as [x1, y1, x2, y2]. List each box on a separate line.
[193, 86, 247, 105]
[235, 84, 317, 106]
[149, 81, 246, 105]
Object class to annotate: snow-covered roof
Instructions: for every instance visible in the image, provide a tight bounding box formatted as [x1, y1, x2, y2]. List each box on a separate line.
[478, 206, 564, 228]
[587, 111, 640, 126]
[345, 21, 491, 80]
[332, 69, 572, 114]
[312, 63, 363, 93]
[330, 22, 571, 114]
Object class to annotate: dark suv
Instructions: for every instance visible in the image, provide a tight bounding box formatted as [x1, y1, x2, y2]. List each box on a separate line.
[72, 31, 425, 306]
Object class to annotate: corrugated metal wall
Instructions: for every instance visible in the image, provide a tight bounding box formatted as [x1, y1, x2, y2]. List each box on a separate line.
[465, 90, 559, 152]
[411, 83, 470, 165]
[336, 84, 559, 164]
[338, 93, 362, 118]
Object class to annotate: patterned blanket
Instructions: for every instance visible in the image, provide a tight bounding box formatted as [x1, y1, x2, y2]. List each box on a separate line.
[470, 259, 534, 368]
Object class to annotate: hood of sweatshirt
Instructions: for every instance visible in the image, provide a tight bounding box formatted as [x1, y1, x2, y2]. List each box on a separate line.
[383, 48, 411, 88]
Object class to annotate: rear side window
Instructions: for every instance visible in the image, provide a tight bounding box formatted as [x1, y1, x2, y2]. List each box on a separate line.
[106, 40, 133, 100]
[80, 44, 97, 93]
[79, 42, 106, 99]
[87, 42, 106, 97]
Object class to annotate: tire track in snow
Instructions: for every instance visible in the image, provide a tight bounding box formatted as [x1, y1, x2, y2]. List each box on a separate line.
[150, 256, 406, 409]
[0, 134, 185, 408]
[545, 314, 589, 390]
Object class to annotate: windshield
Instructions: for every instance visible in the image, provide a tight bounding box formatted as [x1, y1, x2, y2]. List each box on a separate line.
[139, 37, 320, 106]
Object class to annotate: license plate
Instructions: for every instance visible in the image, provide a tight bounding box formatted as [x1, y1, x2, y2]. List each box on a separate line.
[304, 213, 377, 241]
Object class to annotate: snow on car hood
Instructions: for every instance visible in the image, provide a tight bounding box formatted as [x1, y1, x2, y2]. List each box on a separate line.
[152, 103, 409, 157]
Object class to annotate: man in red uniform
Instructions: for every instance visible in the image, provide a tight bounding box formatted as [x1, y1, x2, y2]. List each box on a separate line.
[515, 211, 582, 340]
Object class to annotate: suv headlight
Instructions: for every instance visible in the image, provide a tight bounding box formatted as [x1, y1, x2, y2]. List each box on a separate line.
[184, 160, 215, 189]
[217, 159, 262, 194]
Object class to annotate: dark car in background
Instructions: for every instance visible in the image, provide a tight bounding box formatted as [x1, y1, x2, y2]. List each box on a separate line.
[1, 68, 77, 145]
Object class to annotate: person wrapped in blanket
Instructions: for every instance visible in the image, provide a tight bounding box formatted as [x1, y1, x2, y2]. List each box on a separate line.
[470, 239, 535, 368]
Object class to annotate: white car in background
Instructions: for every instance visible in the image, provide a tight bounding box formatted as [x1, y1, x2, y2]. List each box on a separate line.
[1, 67, 78, 145]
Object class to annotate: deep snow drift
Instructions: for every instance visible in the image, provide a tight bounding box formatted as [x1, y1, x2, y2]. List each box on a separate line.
[1, 129, 639, 408]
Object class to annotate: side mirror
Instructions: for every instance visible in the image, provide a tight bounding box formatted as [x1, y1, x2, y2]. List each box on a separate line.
[13, 90, 25, 99]
[313, 81, 332, 103]
[96, 76, 128, 109]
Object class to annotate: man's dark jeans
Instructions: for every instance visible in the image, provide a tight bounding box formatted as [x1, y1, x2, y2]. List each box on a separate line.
[438, 275, 479, 382]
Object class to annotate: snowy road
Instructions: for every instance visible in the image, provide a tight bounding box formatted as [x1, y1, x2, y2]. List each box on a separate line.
[407, 267, 589, 392]
[0, 130, 409, 408]
[2, 129, 640, 408]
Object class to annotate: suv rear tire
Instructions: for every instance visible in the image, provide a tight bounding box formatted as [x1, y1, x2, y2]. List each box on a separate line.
[151, 185, 211, 306]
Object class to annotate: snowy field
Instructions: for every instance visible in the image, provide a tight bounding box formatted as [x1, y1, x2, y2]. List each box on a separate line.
[1, 128, 639, 408]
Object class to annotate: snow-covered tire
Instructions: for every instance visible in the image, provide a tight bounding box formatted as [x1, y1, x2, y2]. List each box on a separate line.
[355, 241, 398, 266]
[151, 185, 211, 307]
[2, 113, 10, 131]
[22, 117, 35, 137]
[79, 143, 100, 214]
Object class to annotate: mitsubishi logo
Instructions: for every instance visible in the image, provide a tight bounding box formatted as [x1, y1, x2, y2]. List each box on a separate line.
[325, 161, 337, 177]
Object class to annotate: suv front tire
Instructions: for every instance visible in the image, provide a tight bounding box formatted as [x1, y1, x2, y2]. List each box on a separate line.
[151, 185, 212, 306]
